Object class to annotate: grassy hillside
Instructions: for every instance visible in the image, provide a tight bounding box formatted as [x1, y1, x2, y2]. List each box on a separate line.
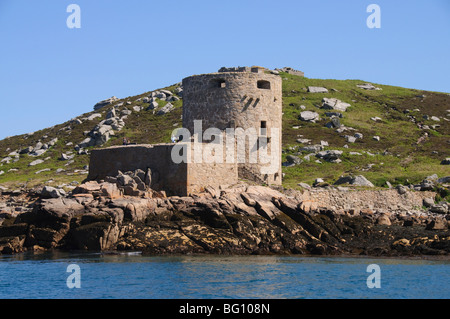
[280, 73, 449, 188]
[0, 72, 448, 191]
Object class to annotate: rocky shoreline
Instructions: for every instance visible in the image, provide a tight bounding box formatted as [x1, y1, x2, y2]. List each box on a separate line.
[1, 177, 449, 257]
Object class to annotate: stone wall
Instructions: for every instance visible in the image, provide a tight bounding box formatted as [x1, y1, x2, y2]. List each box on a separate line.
[87, 143, 238, 196]
[185, 138, 238, 194]
[187, 162, 237, 194]
[182, 71, 282, 186]
[88, 144, 187, 195]
[299, 189, 436, 213]
[218, 66, 252, 73]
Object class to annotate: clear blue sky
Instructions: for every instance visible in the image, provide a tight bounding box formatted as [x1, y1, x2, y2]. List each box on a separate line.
[0, 0, 449, 140]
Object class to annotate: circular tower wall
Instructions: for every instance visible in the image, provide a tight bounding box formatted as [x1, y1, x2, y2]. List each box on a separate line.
[182, 71, 282, 185]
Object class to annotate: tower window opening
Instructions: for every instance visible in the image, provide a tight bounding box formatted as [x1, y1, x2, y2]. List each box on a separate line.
[211, 79, 226, 88]
[257, 80, 271, 90]
[260, 121, 267, 136]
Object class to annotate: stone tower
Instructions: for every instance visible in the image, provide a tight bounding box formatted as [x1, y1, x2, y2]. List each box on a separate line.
[182, 67, 282, 185]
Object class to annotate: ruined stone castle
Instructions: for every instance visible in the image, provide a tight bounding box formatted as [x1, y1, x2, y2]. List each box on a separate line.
[87, 66, 283, 196]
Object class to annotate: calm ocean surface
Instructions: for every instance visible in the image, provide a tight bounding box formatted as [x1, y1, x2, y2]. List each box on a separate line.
[0, 252, 448, 299]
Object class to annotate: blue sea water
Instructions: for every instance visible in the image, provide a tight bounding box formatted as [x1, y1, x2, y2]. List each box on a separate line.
[0, 252, 448, 299]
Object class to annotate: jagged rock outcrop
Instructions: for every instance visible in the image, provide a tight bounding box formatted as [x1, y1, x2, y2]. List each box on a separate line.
[93, 96, 119, 110]
[299, 111, 319, 123]
[357, 83, 381, 90]
[274, 67, 304, 77]
[334, 175, 375, 187]
[321, 98, 351, 112]
[0, 184, 449, 256]
[156, 102, 175, 115]
[77, 108, 126, 148]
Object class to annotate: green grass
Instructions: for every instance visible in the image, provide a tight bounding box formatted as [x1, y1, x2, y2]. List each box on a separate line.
[280, 73, 449, 189]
